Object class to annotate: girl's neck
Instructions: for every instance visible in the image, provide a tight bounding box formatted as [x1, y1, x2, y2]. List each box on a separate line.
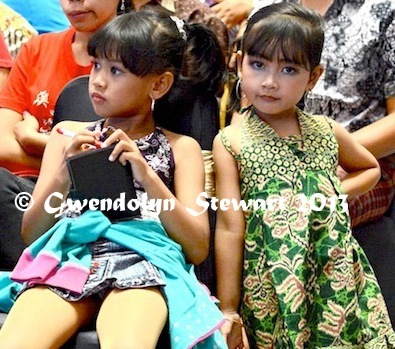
[300, 0, 334, 16]
[104, 114, 157, 140]
[72, 31, 95, 67]
[255, 108, 301, 138]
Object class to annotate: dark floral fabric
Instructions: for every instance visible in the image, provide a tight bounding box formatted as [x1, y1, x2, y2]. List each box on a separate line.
[220, 109, 395, 348]
[255, 0, 395, 132]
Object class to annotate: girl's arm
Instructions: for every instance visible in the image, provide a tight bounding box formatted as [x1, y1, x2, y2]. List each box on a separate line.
[21, 120, 99, 244]
[333, 120, 381, 198]
[159, 132, 210, 265]
[103, 129, 210, 265]
[213, 130, 248, 348]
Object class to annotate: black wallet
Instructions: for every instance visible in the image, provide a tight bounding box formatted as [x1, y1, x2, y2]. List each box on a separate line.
[66, 145, 141, 221]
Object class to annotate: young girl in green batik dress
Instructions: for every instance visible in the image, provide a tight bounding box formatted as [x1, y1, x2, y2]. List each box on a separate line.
[214, 3, 395, 348]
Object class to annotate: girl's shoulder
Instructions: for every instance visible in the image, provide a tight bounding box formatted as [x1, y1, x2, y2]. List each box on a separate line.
[215, 123, 242, 157]
[300, 111, 335, 133]
[161, 128, 202, 155]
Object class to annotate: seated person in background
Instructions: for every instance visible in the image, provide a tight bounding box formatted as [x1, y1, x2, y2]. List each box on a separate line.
[0, 1, 37, 58]
[0, 0, 131, 271]
[2, 0, 70, 34]
[0, 32, 12, 89]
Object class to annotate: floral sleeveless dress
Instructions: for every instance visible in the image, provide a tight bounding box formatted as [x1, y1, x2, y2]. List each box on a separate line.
[220, 109, 395, 348]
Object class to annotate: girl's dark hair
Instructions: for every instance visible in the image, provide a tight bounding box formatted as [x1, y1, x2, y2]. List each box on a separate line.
[154, 21, 227, 149]
[88, 10, 187, 79]
[243, 2, 324, 70]
[88, 9, 226, 150]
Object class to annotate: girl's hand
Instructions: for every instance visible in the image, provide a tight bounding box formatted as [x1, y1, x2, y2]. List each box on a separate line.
[220, 312, 250, 349]
[337, 165, 348, 179]
[62, 129, 102, 159]
[57, 128, 102, 182]
[100, 129, 150, 184]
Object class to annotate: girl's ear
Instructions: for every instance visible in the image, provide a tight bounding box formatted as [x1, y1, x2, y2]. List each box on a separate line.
[306, 64, 324, 92]
[150, 72, 174, 100]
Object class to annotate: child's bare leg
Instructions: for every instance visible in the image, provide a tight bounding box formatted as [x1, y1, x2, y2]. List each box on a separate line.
[0, 286, 99, 349]
[97, 287, 168, 349]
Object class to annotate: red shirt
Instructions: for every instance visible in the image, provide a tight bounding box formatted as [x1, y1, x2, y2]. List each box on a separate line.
[0, 33, 12, 68]
[0, 27, 92, 176]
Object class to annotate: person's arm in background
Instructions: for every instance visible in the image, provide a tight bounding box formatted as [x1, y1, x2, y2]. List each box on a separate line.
[0, 39, 48, 170]
[211, 0, 282, 29]
[352, 97, 395, 159]
[12, 110, 49, 158]
[0, 33, 12, 90]
[0, 34, 42, 170]
[0, 2, 45, 163]
[211, 0, 253, 29]
[0, 108, 42, 171]
[342, 0, 395, 161]
[0, 67, 10, 89]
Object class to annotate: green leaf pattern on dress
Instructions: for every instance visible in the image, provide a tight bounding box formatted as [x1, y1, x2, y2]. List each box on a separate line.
[220, 109, 395, 348]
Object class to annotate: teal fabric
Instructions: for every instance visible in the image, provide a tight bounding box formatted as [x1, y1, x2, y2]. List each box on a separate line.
[0, 273, 21, 312]
[0, 210, 226, 348]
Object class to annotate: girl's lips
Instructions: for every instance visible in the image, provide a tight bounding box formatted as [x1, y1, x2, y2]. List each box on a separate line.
[91, 92, 106, 103]
[261, 95, 279, 102]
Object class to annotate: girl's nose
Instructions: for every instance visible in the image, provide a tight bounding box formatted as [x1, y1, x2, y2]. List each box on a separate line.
[261, 73, 278, 90]
[92, 73, 106, 89]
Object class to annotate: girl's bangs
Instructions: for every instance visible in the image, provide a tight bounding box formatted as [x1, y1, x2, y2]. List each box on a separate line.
[244, 19, 311, 69]
[89, 24, 154, 76]
[92, 36, 123, 62]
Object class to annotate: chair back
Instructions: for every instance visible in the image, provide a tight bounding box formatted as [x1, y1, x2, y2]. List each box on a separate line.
[53, 75, 100, 126]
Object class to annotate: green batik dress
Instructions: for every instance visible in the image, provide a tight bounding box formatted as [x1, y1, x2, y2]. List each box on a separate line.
[220, 108, 395, 348]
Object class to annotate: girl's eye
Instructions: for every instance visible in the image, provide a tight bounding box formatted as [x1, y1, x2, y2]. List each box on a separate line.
[282, 66, 297, 74]
[92, 60, 101, 70]
[251, 60, 264, 69]
[111, 66, 123, 75]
